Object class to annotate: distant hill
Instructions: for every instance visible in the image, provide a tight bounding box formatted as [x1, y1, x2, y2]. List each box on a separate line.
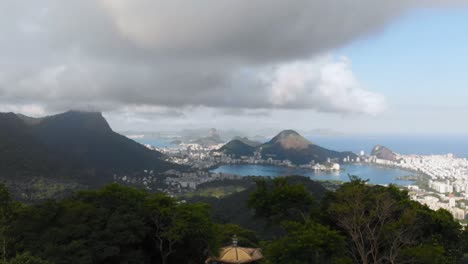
[371, 145, 398, 161]
[217, 130, 356, 165]
[192, 128, 225, 146]
[232, 136, 262, 147]
[218, 140, 256, 158]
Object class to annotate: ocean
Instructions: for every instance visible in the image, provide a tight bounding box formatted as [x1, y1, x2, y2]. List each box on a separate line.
[307, 135, 468, 158]
[135, 135, 468, 158]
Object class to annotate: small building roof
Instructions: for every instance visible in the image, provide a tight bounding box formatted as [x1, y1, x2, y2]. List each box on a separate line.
[206, 246, 263, 264]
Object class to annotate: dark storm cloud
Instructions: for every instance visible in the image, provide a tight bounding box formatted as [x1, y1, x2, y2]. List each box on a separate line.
[0, 0, 466, 117]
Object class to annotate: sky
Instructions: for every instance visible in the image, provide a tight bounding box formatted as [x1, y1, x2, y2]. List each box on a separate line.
[1, 1, 468, 135]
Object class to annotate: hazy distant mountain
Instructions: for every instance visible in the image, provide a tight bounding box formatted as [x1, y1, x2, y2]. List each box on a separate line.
[250, 135, 268, 143]
[218, 130, 356, 165]
[218, 140, 256, 158]
[192, 128, 225, 146]
[371, 145, 398, 161]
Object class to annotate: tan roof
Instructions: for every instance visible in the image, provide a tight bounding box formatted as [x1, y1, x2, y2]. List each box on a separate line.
[207, 246, 263, 264]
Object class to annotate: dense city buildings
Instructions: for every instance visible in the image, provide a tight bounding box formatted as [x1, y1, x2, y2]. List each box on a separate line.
[144, 141, 468, 221]
[365, 153, 468, 220]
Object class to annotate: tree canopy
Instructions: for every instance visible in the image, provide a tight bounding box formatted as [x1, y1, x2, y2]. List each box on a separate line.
[0, 176, 467, 263]
[248, 176, 468, 264]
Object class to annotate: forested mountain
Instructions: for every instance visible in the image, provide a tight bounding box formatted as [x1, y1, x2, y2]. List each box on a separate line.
[0, 111, 183, 200]
[217, 139, 256, 158]
[30, 111, 174, 172]
[231, 136, 262, 147]
[0, 113, 66, 178]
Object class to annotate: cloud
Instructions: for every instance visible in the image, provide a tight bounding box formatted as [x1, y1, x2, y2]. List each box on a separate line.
[0, 0, 466, 118]
[219, 108, 271, 117]
[266, 56, 386, 115]
[0, 104, 46, 117]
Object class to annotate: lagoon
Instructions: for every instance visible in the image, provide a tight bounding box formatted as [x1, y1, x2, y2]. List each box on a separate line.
[210, 164, 416, 186]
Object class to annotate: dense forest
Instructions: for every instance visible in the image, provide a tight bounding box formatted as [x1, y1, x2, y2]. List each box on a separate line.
[0, 176, 467, 263]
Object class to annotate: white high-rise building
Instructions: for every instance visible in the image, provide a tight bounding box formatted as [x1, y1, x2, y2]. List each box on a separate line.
[449, 198, 456, 208]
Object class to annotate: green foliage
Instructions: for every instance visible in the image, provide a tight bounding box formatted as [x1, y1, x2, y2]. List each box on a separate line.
[324, 177, 465, 264]
[215, 224, 259, 248]
[0, 175, 467, 263]
[248, 176, 468, 264]
[3, 252, 51, 264]
[401, 244, 446, 264]
[3, 184, 220, 264]
[264, 221, 350, 264]
[145, 193, 218, 264]
[0, 183, 15, 262]
[248, 177, 316, 223]
[219, 139, 256, 157]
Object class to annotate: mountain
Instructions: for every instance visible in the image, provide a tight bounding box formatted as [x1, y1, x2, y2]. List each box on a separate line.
[267, 130, 312, 150]
[0, 112, 91, 201]
[30, 111, 176, 172]
[0, 111, 184, 200]
[218, 140, 256, 158]
[0, 113, 65, 177]
[192, 128, 225, 146]
[217, 130, 356, 165]
[259, 130, 356, 165]
[232, 136, 262, 147]
[371, 145, 398, 161]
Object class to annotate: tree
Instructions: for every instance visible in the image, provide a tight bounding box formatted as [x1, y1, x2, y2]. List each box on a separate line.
[5, 252, 51, 264]
[264, 221, 350, 264]
[9, 184, 151, 264]
[215, 224, 259, 248]
[248, 177, 350, 263]
[248, 177, 316, 224]
[0, 184, 14, 262]
[325, 177, 464, 264]
[145, 193, 217, 264]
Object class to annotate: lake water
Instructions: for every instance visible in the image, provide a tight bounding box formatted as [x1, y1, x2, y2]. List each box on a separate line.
[210, 164, 416, 186]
